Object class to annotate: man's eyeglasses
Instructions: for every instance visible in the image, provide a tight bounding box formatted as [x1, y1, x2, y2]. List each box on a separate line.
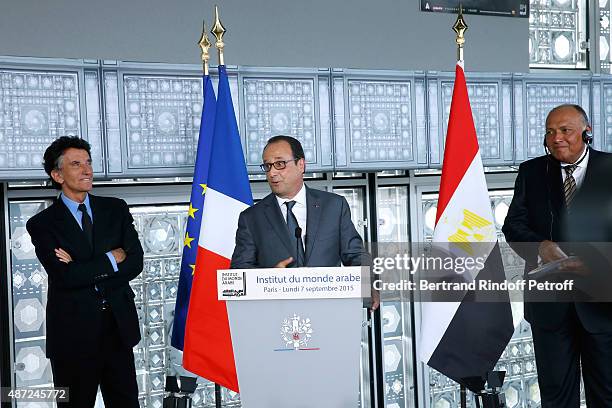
[259, 158, 297, 172]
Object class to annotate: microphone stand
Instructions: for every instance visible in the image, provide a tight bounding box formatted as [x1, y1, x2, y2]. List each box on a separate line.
[295, 227, 303, 267]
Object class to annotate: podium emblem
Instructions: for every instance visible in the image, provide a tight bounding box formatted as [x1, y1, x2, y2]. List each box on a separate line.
[279, 314, 317, 351]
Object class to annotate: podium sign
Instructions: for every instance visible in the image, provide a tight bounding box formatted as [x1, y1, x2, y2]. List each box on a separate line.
[218, 267, 364, 408]
[218, 266, 365, 300]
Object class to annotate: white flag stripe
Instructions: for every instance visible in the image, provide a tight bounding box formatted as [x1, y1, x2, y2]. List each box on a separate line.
[433, 152, 495, 245]
[433, 152, 497, 281]
[199, 187, 249, 259]
[419, 301, 460, 363]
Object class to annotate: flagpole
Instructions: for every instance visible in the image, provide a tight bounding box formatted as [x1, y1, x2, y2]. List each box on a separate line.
[454, 8, 470, 408]
[210, 7, 225, 408]
[420, 5, 512, 406]
[211, 5, 226, 66]
[184, 3, 252, 400]
[198, 20, 212, 75]
[453, 4, 468, 63]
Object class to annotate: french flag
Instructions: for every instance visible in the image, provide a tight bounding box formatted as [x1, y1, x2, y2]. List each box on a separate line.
[419, 62, 513, 390]
[183, 65, 253, 392]
[171, 73, 216, 352]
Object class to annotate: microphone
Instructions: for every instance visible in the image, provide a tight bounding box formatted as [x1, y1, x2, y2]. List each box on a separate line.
[295, 227, 303, 267]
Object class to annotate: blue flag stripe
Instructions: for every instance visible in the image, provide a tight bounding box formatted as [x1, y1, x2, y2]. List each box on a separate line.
[207, 66, 253, 206]
[171, 75, 217, 351]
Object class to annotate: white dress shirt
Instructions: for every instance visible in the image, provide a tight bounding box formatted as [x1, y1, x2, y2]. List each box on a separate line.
[561, 146, 589, 189]
[276, 184, 307, 241]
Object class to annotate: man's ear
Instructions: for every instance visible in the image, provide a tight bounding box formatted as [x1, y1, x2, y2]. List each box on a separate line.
[298, 158, 306, 174]
[50, 169, 64, 186]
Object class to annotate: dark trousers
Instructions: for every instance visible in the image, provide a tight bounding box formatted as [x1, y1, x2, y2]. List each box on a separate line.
[531, 305, 612, 407]
[50, 309, 139, 408]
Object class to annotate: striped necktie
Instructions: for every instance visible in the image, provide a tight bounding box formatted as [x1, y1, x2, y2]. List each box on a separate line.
[563, 164, 577, 207]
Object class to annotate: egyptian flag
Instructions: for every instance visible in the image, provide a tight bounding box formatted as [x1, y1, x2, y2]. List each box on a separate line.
[419, 62, 513, 390]
[182, 66, 253, 392]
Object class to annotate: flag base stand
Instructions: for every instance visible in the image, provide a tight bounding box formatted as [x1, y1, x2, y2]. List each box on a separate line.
[163, 395, 192, 408]
[215, 384, 221, 408]
[460, 384, 467, 408]
[163, 376, 198, 408]
[461, 371, 507, 408]
[473, 390, 507, 408]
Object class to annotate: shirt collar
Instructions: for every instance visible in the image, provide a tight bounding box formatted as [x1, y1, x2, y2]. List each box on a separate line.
[60, 193, 91, 216]
[276, 183, 306, 208]
[561, 146, 589, 170]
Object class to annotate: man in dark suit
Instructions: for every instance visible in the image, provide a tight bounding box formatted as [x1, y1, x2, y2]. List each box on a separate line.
[230, 135, 377, 308]
[503, 104, 612, 407]
[26, 136, 143, 407]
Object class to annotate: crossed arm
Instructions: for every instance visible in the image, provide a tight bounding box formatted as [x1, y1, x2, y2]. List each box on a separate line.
[27, 200, 143, 291]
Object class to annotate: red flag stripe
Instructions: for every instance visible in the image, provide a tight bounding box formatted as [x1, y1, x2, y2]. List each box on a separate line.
[183, 247, 239, 392]
[435, 63, 480, 225]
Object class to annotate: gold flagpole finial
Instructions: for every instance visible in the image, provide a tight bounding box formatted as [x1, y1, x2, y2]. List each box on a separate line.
[211, 5, 226, 66]
[198, 20, 212, 75]
[453, 4, 468, 62]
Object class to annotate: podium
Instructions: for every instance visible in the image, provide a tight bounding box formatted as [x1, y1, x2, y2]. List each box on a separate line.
[218, 267, 366, 408]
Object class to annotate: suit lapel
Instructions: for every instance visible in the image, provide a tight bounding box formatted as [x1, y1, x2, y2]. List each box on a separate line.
[51, 198, 92, 255]
[262, 194, 294, 255]
[578, 149, 598, 194]
[304, 187, 322, 264]
[546, 157, 564, 215]
[89, 195, 108, 251]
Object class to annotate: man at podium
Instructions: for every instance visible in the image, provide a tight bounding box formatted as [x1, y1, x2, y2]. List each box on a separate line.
[230, 135, 372, 281]
[227, 138, 371, 407]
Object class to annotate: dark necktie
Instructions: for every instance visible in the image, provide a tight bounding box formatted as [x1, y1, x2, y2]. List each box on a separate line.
[563, 165, 577, 208]
[78, 203, 93, 248]
[78, 203, 106, 306]
[285, 201, 305, 267]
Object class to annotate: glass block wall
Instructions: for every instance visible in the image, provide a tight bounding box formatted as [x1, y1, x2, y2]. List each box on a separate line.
[9, 200, 53, 397]
[128, 205, 243, 408]
[376, 186, 416, 408]
[332, 186, 372, 408]
[529, 0, 588, 69]
[601, 0, 611, 72]
[333, 187, 367, 240]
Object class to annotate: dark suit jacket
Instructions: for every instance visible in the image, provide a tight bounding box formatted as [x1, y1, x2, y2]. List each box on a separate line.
[26, 194, 144, 358]
[502, 149, 612, 332]
[230, 186, 368, 268]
